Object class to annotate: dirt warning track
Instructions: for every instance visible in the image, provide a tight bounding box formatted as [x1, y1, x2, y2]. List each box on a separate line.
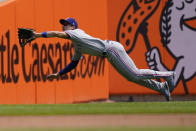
[0, 114, 195, 128]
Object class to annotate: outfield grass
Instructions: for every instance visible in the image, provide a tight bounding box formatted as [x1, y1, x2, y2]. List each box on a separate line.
[0, 101, 195, 116]
[0, 101, 196, 131]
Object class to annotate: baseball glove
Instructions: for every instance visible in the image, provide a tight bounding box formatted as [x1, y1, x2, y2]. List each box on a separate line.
[18, 28, 35, 47]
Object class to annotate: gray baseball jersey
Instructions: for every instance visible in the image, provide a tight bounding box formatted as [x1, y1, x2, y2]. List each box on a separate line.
[65, 29, 106, 61]
[65, 29, 172, 93]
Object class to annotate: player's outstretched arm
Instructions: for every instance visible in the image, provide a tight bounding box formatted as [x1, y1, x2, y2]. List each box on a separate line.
[35, 31, 70, 39]
[47, 60, 79, 81]
[18, 28, 70, 47]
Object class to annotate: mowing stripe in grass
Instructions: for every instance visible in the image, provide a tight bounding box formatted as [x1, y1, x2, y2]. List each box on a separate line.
[0, 101, 195, 116]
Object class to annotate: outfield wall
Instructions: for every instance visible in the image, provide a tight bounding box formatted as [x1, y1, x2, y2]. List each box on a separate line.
[0, 0, 109, 104]
[107, 0, 196, 95]
[0, 0, 196, 104]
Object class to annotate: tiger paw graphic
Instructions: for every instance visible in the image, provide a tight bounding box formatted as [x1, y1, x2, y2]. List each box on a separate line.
[117, 0, 161, 53]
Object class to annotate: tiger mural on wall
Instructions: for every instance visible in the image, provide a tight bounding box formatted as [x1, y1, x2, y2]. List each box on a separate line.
[117, 0, 196, 94]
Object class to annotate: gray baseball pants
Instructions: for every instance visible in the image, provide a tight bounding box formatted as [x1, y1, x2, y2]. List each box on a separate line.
[105, 40, 171, 93]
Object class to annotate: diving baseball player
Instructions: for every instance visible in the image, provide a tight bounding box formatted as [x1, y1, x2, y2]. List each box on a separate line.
[18, 17, 175, 101]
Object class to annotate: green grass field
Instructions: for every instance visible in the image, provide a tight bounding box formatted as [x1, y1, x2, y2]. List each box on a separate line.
[0, 101, 196, 131]
[0, 101, 196, 116]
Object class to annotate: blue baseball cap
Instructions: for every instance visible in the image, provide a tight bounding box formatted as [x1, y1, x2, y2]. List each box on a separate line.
[60, 17, 78, 29]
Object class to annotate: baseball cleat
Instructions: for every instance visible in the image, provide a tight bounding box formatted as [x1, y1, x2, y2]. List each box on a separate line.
[162, 82, 171, 101]
[166, 72, 175, 92]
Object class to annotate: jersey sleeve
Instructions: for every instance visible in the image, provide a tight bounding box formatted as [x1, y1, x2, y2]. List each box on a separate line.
[64, 29, 79, 40]
[64, 30, 73, 38]
[64, 29, 87, 42]
[72, 48, 82, 61]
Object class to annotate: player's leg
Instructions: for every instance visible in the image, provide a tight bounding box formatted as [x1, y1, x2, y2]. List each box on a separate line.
[106, 47, 171, 100]
[134, 79, 171, 101]
[106, 48, 163, 92]
[106, 42, 173, 80]
[106, 43, 171, 91]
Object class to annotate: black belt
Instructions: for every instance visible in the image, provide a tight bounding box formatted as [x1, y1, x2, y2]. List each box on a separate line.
[102, 52, 107, 57]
